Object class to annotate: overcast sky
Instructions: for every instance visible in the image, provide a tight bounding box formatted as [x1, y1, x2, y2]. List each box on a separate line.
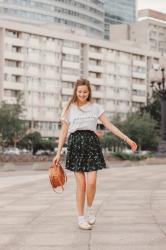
[137, 0, 166, 13]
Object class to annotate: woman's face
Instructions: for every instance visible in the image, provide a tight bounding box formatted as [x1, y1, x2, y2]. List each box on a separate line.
[76, 85, 89, 104]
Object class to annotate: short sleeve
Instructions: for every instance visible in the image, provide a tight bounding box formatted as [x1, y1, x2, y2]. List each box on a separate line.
[60, 108, 70, 124]
[96, 104, 104, 118]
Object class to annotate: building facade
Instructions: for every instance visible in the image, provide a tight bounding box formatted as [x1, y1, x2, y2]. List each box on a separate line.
[104, 0, 136, 39]
[0, 20, 160, 138]
[110, 10, 166, 54]
[138, 9, 166, 22]
[0, 0, 104, 38]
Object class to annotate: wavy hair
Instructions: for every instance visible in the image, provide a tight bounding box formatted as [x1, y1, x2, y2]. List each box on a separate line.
[64, 78, 92, 113]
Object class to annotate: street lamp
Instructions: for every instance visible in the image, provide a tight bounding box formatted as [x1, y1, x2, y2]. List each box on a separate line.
[149, 56, 166, 156]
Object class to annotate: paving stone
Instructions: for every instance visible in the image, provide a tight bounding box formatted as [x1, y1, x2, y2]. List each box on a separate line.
[2, 245, 89, 250]
[93, 223, 161, 233]
[1, 164, 166, 249]
[4, 205, 49, 212]
[0, 216, 34, 225]
[22, 232, 90, 246]
[91, 232, 165, 245]
[96, 215, 155, 224]
[90, 244, 166, 250]
[0, 234, 16, 245]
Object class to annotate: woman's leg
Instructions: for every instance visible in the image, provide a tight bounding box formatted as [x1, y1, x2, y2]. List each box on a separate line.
[86, 171, 97, 207]
[74, 171, 86, 216]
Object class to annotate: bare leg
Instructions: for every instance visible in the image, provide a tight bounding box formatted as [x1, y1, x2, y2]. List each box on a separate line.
[74, 171, 86, 216]
[86, 171, 97, 207]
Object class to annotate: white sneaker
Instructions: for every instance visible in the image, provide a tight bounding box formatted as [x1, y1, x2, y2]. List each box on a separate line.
[88, 214, 96, 225]
[86, 207, 96, 225]
[78, 220, 92, 230]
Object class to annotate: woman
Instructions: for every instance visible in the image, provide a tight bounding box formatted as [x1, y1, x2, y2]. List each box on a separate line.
[53, 79, 137, 230]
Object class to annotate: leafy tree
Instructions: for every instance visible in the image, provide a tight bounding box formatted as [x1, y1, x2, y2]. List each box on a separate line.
[19, 132, 57, 155]
[141, 92, 161, 131]
[0, 93, 26, 147]
[100, 115, 125, 152]
[122, 112, 159, 151]
[18, 131, 42, 154]
[100, 112, 159, 152]
[100, 132, 123, 152]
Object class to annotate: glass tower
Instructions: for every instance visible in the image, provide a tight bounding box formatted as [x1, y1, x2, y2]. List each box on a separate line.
[104, 0, 137, 39]
[0, 0, 104, 38]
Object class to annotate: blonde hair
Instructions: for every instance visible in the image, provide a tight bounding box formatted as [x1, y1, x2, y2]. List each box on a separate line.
[64, 78, 92, 113]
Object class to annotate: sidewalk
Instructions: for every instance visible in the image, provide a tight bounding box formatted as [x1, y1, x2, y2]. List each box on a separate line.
[1, 164, 166, 250]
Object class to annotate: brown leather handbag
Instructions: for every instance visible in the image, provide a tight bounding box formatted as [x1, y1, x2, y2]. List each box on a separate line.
[49, 161, 67, 193]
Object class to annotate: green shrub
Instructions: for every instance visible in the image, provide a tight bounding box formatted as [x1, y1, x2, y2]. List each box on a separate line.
[112, 152, 155, 161]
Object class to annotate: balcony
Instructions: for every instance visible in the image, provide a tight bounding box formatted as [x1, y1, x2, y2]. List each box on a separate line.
[61, 74, 78, 82]
[116, 93, 130, 101]
[27, 38, 40, 48]
[45, 44, 61, 53]
[88, 51, 104, 60]
[44, 70, 57, 78]
[27, 54, 40, 62]
[25, 67, 39, 76]
[132, 95, 146, 103]
[4, 51, 24, 61]
[62, 87, 73, 96]
[118, 104, 130, 113]
[4, 66, 24, 75]
[4, 81, 24, 91]
[104, 53, 116, 62]
[132, 83, 147, 91]
[62, 61, 80, 69]
[133, 60, 146, 67]
[88, 77, 104, 85]
[105, 91, 114, 99]
[105, 103, 115, 112]
[5, 37, 25, 47]
[93, 91, 104, 98]
[89, 64, 104, 73]
[3, 96, 17, 104]
[62, 47, 80, 56]
[39, 129, 59, 138]
[132, 72, 146, 79]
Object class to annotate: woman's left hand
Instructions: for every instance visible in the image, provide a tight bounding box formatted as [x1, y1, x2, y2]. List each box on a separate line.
[127, 139, 137, 152]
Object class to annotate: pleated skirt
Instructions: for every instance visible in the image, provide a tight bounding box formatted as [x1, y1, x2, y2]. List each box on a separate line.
[65, 130, 107, 172]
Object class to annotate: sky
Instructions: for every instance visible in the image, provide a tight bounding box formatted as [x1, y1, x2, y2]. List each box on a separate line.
[137, 0, 166, 13]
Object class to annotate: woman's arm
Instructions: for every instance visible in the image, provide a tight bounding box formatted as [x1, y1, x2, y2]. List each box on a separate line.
[53, 121, 69, 164]
[99, 114, 137, 152]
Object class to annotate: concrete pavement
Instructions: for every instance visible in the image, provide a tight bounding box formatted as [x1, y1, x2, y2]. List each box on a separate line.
[1, 163, 166, 250]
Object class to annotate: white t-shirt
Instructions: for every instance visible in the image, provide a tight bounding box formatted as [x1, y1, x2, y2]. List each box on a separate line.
[60, 102, 104, 136]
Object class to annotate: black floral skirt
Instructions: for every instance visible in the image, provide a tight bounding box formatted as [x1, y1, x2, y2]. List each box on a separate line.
[65, 130, 106, 172]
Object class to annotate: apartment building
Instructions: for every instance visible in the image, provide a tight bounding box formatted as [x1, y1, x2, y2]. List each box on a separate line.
[0, 20, 160, 138]
[110, 9, 166, 54]
[104, 0, 136, 39]
[0, 0, 138, 40]
[0, 0, 104, 38]
[85, 44, 150, 118]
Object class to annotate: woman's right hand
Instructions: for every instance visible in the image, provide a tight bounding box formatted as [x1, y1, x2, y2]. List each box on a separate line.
[52, 153, 61, 165]
[126, 138, 137, 152]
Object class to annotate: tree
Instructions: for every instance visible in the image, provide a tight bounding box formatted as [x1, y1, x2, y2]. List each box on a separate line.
[122, 112, 159, 151]
[18, 131, 42, 154]
[0, 95, 26, 148]
[100, 114, 125, 152]
[19, 132, 57, 155]
[100, 132, 123, 152]
[141, 92, 161, 131]
[100, 112, 159, 152]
